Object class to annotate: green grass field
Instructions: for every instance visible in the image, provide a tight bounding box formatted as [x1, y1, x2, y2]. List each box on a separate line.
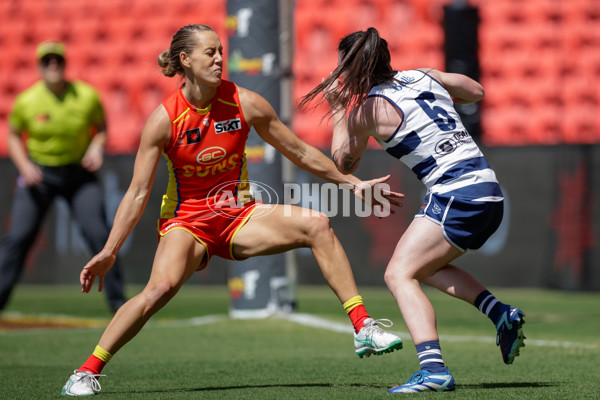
[1, 285, 599, 399]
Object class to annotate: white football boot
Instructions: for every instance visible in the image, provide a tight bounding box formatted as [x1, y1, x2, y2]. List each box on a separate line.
[62, 370, 104, 396]
[354, 318, 403, 358]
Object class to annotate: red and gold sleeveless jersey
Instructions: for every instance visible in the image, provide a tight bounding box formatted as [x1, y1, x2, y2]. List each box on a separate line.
[160, 80, 253, 219]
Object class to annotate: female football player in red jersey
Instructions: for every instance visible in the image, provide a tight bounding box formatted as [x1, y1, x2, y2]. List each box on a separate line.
[61, 24, 405, 396]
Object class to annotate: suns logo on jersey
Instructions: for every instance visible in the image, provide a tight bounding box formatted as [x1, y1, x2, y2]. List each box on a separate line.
[183, 154, 240, 177]
[214, 118, 242, 134]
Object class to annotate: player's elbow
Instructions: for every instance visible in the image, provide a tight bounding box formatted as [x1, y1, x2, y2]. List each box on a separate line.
[334, 159, 358, 175]
[473, 85, 485, 102]
[467, 81, 485, 102]
[341, 166, 357, 175]
[454, 87, 485, 105]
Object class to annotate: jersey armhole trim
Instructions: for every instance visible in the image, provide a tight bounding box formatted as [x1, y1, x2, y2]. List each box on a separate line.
[411, 69, 447, 92]
[366, 94, 405, 143]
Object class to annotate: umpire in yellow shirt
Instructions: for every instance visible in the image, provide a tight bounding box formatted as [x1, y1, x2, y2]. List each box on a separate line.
[0, 41, 126, 312]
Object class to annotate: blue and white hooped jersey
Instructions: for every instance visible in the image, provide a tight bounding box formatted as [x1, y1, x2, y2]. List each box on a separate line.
[369, 69, 502, 202]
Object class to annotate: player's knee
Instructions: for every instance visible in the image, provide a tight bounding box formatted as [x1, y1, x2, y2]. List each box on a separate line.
[142, 282, 178, 313]
[303, 211, 333, 243]
[385, 262, 424, 291]
[384, 266, 396, 289]
[384, 264, 409, 290]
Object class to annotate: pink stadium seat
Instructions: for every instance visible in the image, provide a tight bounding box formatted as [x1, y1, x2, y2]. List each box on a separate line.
[562, 76, 599, 115]
[15, 0, 47, 23]
[577, 50, 600, 79]
[481, 103, 533, 146]
[0, 0, 15, 16]
[531, 51, 562, 80]
[298, 0, 331, 11]
[54, 0, 102, 19]
[338, 0, 382, 34]
[565, 0, 600, 25]
[563, 20, 600, 54]
[295, 8, 323, 49]
[0, 17, 31, 48]
[293, 110, 332, 149]
[67, 17, 103, 46]
[519, 0, 561, 25]
[479, 1, 523, 25]
[128, 0, 163, 18]
[104, 15, 147, 42]
[526, 105, 562, 145]
[103, 85, 143, 154]
[294, 22, 338, 83]
[4, 0, 598, 148]
[561, 103, 600, 144]
[378, 1, 417, 45]
[34, 18, 71, 44]
[479, 21, 525, 55]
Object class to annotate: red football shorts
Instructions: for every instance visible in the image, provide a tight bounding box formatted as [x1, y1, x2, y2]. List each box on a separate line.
[157, 200, 258, 266]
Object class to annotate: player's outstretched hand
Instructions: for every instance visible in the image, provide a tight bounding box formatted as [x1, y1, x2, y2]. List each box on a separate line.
[352, 174, 404, 215]
[80, 250, 116, 293]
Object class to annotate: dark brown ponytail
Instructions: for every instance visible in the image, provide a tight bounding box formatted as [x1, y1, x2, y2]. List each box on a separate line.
[298, 27, 396, 113]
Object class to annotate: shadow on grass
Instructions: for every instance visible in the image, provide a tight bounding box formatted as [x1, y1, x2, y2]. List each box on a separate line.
[114, 382, 388, 394]
[109, 381, 559, 395]
[459, 382, 558, 390]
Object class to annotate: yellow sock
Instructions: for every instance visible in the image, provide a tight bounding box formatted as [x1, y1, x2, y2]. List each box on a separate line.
[343, 295, 364, 313]
[93, 345, 113, 363]
[80, 345, 112, 374]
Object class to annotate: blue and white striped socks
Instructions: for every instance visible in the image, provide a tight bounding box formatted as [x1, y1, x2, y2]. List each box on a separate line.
[474, 289, 509, 326]
[416, 340, 446, 373]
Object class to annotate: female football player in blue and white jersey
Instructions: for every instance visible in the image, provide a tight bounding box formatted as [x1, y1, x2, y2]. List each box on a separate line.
[300, 27, 526, 394]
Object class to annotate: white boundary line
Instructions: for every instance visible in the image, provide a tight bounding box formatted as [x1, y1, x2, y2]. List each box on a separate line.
[1, 311, 596, 349]
[281, 312, 597, 349]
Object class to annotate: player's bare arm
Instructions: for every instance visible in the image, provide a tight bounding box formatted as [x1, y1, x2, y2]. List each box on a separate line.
[425, 68, 484, 104]
[80, 105, 170, 293]
[239, 86, 403, 208]
[332, 134, 363, 174]
[239, 86, 360, 186]
[324, 78, 363, 174]
[330, 104, 374, 174]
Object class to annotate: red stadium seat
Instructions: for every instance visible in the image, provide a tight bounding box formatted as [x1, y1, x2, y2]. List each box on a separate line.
[562, 20, 600, 55]
[34, 18, 72, 45]
[479, 1, 524, 26]
[526, 105, 562, 145]
[338, 0, 382, 35]
[479, 21, 525, 56]
[561, 103, 600, 144]
[5, 0, 598, 148]
[103, 84, 144, 154]
[519, 0, 562, 25]
[293, 22, 338, 83]
[481, 103, 533, 146]
[293, 110, 332, 149]
[67, 17, 103, 47]
[564, 0, 600, 25]
[378, 1, 418, 48]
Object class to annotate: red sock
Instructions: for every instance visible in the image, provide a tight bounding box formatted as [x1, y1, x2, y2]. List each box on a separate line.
[79, 354, 106, 375]
[348, 304, 370, 333]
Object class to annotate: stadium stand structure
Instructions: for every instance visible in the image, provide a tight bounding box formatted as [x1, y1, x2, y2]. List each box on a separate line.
[0, 0, 599, 155]
[0, 0, 226, 155]
[478, 0, 600, 145]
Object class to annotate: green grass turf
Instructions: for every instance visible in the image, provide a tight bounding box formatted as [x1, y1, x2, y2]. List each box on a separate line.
[1, 285, 599, 399]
